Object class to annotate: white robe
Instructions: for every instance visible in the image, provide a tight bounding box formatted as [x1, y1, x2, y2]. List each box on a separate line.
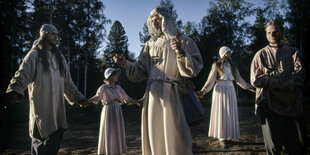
[123, 35, 203, 155]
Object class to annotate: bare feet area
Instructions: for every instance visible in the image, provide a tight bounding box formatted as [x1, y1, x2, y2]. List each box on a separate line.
[2, 106, 309, 155]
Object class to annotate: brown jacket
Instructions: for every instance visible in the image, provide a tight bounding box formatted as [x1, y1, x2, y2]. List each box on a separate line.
[250, 45, 305, 117]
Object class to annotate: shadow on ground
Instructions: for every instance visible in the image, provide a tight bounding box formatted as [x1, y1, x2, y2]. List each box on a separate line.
[1, 106, 310, 155]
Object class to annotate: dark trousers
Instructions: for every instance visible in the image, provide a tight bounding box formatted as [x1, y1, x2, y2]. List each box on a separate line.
[259, 105, 307, 155]
[31, 123, 64, 155]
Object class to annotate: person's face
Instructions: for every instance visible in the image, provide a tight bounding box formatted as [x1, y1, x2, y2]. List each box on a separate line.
[45, 30, 59, 46]
[266, 25, 283, 45]
[151, 14, 162, 31]
[225, 52, 231, 60]
[110, 72, 119, 83]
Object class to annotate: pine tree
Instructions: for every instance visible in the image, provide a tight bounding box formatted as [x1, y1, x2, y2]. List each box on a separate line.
[196, 0, 255, 98]
[103, 20, 141, 98]
[248, 8, 268, 53]
[139, 23, 151, 44]
[30, 0, 110, 97]
[104, 20, 129, 67]
[0, 0, 31, 92]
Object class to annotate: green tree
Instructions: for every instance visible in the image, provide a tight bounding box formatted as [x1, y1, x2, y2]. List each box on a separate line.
[0, 0, 31, 92]
[248, 8, 268, 56]
[0, 0, 32, 150]
[104, 20, 130, 67]
[139, 23, 151, 44]
[198, 0, 254, 81]
[196, 0, 255, 103]
[103, 20, 140, 98]
[285, 0, 310, 97]
[28, 0, 110, 121]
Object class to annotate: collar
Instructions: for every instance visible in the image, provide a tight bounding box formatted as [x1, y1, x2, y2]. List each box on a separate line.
[268, 44, 283, 49]
[107, 84, 117, 89]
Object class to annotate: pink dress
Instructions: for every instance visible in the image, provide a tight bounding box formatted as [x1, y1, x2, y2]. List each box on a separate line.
[89, 84, 134, 155]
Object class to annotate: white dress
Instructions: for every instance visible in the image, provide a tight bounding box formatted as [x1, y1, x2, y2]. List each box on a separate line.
[201, 62, 252, 140]
[89, 84, 133, 155]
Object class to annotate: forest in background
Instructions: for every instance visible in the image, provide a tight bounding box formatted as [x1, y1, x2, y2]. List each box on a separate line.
[0, 0, 309, 124]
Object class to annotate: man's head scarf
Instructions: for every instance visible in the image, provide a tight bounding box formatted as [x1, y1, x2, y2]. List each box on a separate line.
[147, 7, 181, 41]
[32, 24, 58, 49]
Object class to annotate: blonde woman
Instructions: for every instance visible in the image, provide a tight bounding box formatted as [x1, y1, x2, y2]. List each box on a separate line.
[197, 46, 255, 145]
[88, 67, 140, 155]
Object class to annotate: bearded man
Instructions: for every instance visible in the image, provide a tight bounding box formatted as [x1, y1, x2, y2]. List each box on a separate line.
[113, 7, 203, 155]
[1, 24, 87, 155]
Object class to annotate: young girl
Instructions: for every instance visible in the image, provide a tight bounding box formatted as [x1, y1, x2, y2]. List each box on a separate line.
[88, 67, 140, 155]
[197, 46, 255, 145]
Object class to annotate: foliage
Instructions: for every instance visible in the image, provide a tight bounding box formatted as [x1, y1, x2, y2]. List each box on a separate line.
[0, 0, 31, 92]
[104, 20, 129, 67]
[195, 0, 255, 90]
[1, 0, 309, 124]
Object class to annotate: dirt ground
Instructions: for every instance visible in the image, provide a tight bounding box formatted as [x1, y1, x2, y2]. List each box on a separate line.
[1, 106, 309, 155]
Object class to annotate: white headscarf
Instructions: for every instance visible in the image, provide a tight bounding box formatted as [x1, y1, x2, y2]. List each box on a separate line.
[32, 24, 58, 49]
[219, 46, 232, 58]
[147, 7, 181, 41]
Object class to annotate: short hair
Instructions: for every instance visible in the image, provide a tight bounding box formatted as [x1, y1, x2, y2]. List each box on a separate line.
[265, 20, 284, 33]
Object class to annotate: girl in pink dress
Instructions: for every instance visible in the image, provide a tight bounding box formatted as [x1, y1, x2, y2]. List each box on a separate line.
[88, 67, 140, 155]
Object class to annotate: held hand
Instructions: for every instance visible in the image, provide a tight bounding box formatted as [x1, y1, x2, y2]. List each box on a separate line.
[170, 37, 183, 55]
[87, 99, 97, 105]
[196, 91, 204, 99]
[111, 53, 126, 66]
[79, 99, 90, 108]
[249, 87, 256, 93]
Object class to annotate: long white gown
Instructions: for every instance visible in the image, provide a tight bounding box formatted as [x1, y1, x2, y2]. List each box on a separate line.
[201, 62, 252, 140]
[123, 35, 203, 155]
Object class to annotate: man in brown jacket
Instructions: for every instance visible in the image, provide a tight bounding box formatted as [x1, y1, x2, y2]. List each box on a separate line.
[250, 20, 307, 154]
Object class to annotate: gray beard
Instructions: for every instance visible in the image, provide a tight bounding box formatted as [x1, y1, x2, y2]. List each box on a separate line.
[153, 27, 163, 38]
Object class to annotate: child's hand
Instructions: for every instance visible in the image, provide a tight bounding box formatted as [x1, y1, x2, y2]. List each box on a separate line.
[87, 99, 97, 105]
[79, 99, 90, 108]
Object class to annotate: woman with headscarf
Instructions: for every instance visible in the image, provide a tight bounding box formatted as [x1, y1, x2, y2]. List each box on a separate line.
[112, 7, 203, 155]
[88, 67, 140, 155]
[197, 46, 255, 146]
